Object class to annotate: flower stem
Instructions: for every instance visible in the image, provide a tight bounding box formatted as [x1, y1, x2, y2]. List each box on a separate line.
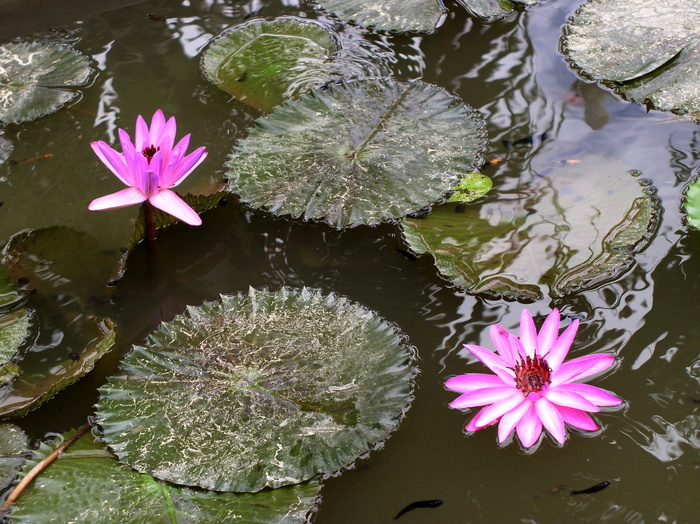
[145, 200, 157, 243]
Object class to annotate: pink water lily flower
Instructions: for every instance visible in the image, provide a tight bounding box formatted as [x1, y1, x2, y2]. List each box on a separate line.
[89, 110, 207, 226]
[446, 309, 622, 449]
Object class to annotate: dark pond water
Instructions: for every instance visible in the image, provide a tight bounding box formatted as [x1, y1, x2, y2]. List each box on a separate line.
[1, 0, 699, 522]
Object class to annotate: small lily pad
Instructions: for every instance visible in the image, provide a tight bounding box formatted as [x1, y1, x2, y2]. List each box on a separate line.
[0, 266, 30, 387]
[563, 0, 700, 114]
[456, 0, 540, 21]
[225, 78, 487, 229]
[402, 154, 659, 300]
[313, 0, 446, 32]
[201, 17, 338, 112]
[0, 424, 28, 494]
[446, 173, 492, 203]
[97, 287, 416, 492]
[684, 178, 700, 230]
[8, 429, 320, 523]
[0, 42, 93, 125]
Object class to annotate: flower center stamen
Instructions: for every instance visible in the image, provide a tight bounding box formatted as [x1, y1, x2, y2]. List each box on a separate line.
[142, 145, 160, 163]
[513, 356, 551, 395]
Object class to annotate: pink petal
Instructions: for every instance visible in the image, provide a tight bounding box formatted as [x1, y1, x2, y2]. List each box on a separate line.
[89, 187, 147, 210]
[537, 309, 560, 358]
[497, 398, 531, 443]
[516, 403, 543, 448]
[464, 344, 514, 384]
[558, 406, 599, 432]
[552, 354, 615, 386]
[465, 407, 491, 431]
[148, 110, 166, 147]
[509, 335, 527, 360]
[91, 141, 131, 186]
[535, 398, 566, 445]
[445, 373, 506, 393]
[449, 386, 520, 409]
[149, 189, 202, 226]
[470, 390, 525, 429]
[157, 115, 177, 153]
[555, 383, 622, 407]
[168, 146, 207, 188]
[134, 114, 149, 151]
[544, 387, 600, 412]
[519, 309, 538, 357]
[490, 325, 516, 363]
[546, 319, 579, 371]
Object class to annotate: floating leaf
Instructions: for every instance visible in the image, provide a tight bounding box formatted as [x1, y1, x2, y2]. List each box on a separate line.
[446, 173, 492, 203]
[0, 424, 28, 494]
[0, 42, 93, 125]
[684, 178, 700, 230]
[201, 17, 338, 112]
[8, 429, 319, 523]
[563, 0, 700, 114]
[402, 154, 659, 300]
[97, 287, 415, 492]
[456, 0, 539, 21]
[0, 266, 30, 387]
[225, 79, 487, 229]
[313, 0, 446, 32]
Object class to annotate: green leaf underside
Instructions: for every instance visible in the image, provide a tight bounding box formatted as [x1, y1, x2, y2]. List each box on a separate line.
[402, 154, 659, 300]
[0, 42, 92, 125]
[313, 0, 445, 32]
[446, 173, 493, 203]
[456, 0, 538, 21]
[9, 430, 319, 523]
[201, 17, 338, 112]
[564, 0, 700, 114]
[225, 78, 487, 229]
[0, 424, 29, 493]
[97, 287, 415, 492]
[684, 179, 700, 230]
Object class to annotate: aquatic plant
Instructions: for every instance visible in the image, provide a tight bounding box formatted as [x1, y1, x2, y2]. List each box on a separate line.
[446, 309, 622, 449]
[88, 110, 207, 226]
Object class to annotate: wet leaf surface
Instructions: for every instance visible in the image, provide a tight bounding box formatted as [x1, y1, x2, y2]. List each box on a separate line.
[312, 0, 445, 32]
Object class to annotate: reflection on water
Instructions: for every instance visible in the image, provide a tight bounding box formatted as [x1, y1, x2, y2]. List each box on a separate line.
[1, 0, 700, 521]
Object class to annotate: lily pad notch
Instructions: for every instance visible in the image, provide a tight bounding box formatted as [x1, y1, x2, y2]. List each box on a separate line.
[97, 287, 417, 493]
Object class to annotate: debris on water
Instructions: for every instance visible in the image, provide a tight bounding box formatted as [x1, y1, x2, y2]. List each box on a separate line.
[570, 481, 611, 495]
[394, 499, 443, 519]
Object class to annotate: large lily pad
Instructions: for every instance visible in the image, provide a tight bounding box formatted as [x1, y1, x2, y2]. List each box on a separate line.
[97, 287, 415, 492]
[0, 42, 93, 125]
[563, 0, 700, 114]
[0, 424, 28, 494]
[201, 17, 338, 112]
[456, 0, 540, 21]
[8, 429, 320, 523]
[402, 154, 659, 300]
[225, 78, 487, 229]
[313, 0, 446, 33]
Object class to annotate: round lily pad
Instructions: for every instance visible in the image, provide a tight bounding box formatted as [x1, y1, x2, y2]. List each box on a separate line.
[201, 17, 338, 112]
[0, 424, 28, 494]
[0, 42, 93, 125]
[684, 178, 700, 230]
[313, 0, 446, 32]
[225, 78, 487, 229]
[456, 0, 540, 21]
[97, 287, 416, 492]
[402, 154, 660, 300]
[563, 0, 700, 114]
[0, 265, 30, 387]
[8, 429, 320, 523]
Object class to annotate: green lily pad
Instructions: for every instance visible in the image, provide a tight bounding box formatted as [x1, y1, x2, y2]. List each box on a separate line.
[313, 0, 446, 32]
[456, 0, 539, 21]
[684, 178, 700, 230]
[402, 154, 659, 300]
[201, 17, 338, 112]
[225, 78, 487, 229]
[446, 172, 492, 203]
[563, 0, 700, 114]
[0, 424, 29, 494]
[0, 42, 93, 125]
[0, 266, 30, 387]
[97, 287, 415, 492]
[8, 429, 320, 523]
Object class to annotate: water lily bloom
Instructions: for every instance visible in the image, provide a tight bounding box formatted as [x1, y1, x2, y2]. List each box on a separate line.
[89, 110, 207, 225]
[446, 309, 622, 449]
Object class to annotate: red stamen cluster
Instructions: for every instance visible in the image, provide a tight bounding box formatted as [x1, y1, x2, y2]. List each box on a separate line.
[142, 145, 160, 162]
[513, 355, 551, 395]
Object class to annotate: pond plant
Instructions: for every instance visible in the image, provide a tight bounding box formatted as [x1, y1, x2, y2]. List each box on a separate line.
[1, 0, 700, 521]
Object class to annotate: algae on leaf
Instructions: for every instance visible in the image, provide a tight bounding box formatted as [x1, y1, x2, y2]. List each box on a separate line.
[97, 287, 416, 492]
[226, 78, 487, 229]
[8, 430, 319, 523]
[0, 42, 93, 125]
[563, 0, 700, 114]
[402, 154, 659, 300]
